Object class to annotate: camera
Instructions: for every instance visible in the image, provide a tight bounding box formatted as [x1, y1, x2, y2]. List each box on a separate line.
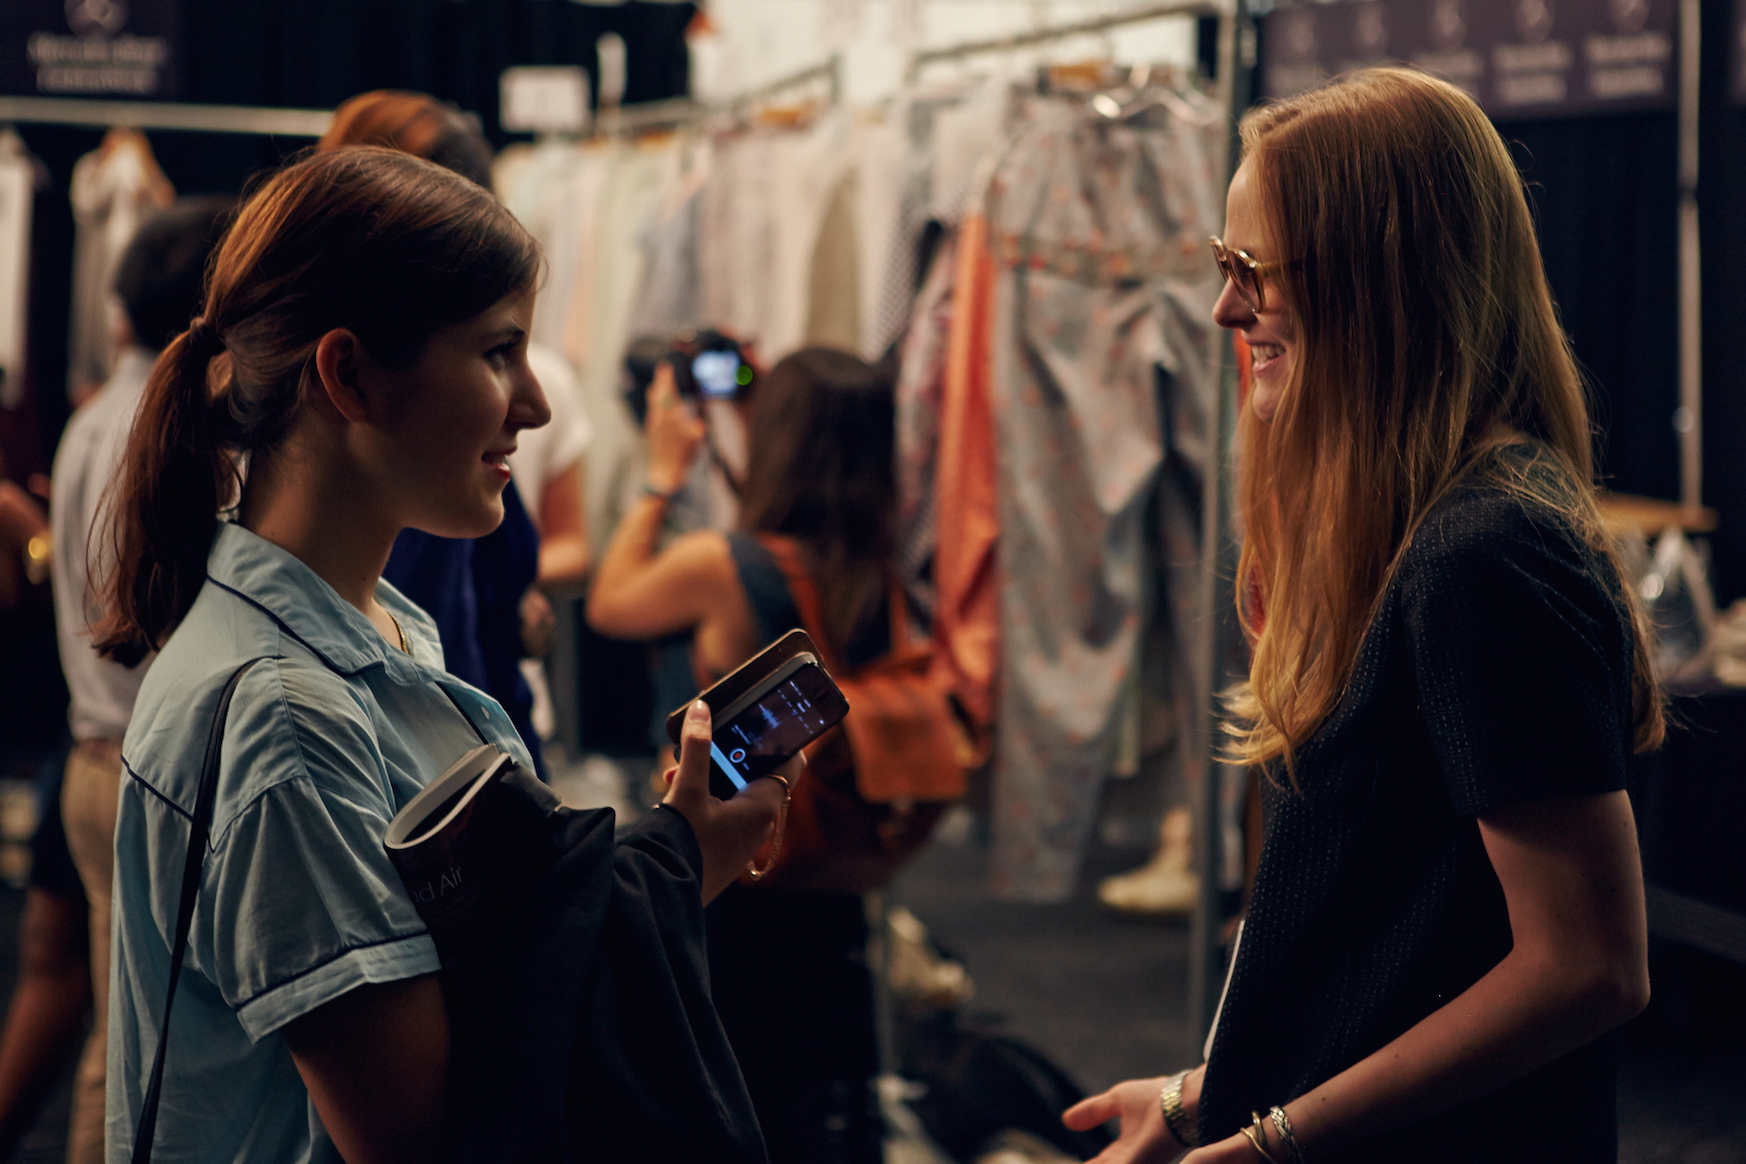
[622, 329, 755, 426]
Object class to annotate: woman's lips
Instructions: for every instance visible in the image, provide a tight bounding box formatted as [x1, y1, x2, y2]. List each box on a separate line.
[1249, 342, 1285, 375]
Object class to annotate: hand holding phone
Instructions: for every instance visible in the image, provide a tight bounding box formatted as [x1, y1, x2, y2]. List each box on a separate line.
[663, 700, 792, 903]
[665, 630, 851, 801]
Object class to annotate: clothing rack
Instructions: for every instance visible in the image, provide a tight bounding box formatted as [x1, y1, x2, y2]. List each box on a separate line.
[0, 94, 331, 136]
[589, 54, 843, 139]
[723, 54, 844, 113]
[906, 0, 1246, 1042]
[904, 0, 1229, 83]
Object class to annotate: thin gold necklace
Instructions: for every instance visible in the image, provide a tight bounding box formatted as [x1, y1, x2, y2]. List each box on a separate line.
[386, 610, 409, 654]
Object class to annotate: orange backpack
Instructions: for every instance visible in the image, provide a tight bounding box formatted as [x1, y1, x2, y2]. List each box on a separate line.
[747, 535, 977, 893]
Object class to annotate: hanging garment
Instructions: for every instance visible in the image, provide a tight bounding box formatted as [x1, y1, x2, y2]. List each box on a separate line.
[627, 140, 711, 340]
[699, 114, 855, 362]
[982, 96, 1223, 902]
[894, 232, 959, 630]
[805, 168, 860, 352]
[0, 131, 36, 411]
[864, 83, 997, 363]
[66, 130, 173, 402]
[579, 139, 686, 554]
[849, 114, 906, 360]
[931, 210, 1000, 734]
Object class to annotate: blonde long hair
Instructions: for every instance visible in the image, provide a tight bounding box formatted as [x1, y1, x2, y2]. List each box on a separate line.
[1225, 67, 1663, 774]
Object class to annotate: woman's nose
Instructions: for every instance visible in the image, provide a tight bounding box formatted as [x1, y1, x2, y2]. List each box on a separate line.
[1211, 278, 1254, 330]
[512, 361, 553, 431]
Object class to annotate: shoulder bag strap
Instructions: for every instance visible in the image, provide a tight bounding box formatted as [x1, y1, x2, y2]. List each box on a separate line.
[132, 656, 268, 1164]
[754, 534, 847, 675]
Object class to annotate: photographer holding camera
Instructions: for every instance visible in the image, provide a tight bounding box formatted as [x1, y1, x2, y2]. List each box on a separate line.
[590, 346, 906, 1164]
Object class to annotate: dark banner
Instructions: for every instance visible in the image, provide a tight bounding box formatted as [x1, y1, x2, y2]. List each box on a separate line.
[1, 0, 179, 99]
[1261, 0, 1675, 120]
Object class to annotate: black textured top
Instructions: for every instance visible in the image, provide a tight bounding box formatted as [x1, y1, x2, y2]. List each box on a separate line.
[1199, 450, 1635, 1162]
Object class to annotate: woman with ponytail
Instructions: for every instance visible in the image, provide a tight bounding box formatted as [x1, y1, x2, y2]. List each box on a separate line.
[95, 147, 782, 1164]
[1064, 69, 1658, 1162]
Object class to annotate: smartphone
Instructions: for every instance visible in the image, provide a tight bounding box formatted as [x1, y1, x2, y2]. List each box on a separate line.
[666, 630, 850, 800]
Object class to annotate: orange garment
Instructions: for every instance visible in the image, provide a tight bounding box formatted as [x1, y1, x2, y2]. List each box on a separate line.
[930, 210, 1000, 729]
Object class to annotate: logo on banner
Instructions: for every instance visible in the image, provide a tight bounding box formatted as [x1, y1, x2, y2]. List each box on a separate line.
[1353, 3, 1389, 58]
[1494, 0, 1572, 106]
[22, 0, 172, 96]
[65, 0, 127, 38]
[1430, 0, 1468, 49]
[1515, 0, 1555, 43]
[1611, 0, 1651, 34]
[1414, 0, 1485, 92]
[1586, 0, 1670, 98]
[1265, 8, 1330, 97]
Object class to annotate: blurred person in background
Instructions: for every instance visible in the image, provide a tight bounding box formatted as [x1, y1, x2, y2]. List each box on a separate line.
[1065, 67, 1656, 1164]
[0, 458, 71, 1161]
[0, 197, 230, 1163]
[589, 347, 912, 1164]
[317, 90, 593, 779]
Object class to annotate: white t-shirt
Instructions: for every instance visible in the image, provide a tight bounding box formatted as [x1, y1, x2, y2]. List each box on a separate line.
[50, 346, 155, 741]
[513, 343, 593, 529]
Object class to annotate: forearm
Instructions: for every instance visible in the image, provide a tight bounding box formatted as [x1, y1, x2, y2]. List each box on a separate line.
[1279, 945, 1643, 1157]
[536, 533, 589, 590]
[586, 494, 668, 632]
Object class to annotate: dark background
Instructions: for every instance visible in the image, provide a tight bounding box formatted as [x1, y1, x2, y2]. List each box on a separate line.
[4, 0, 1743, 602]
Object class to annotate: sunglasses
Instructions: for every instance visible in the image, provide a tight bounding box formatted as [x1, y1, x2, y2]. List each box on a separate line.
[1208, 236, 1290, 314]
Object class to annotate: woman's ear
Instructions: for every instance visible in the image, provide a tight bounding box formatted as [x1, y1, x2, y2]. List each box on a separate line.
[313, 329, 370, 423]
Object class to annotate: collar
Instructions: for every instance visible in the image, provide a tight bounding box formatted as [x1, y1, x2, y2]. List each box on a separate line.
[205, 522, 441, 684]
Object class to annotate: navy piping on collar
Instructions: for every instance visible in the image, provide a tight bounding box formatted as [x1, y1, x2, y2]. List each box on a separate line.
[205, 574, 397, 680]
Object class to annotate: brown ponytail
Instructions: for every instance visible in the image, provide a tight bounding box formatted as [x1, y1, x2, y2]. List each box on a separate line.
[93, 146, 540, 663]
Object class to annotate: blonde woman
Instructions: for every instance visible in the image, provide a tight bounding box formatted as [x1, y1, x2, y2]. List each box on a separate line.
[1065, 68, 1658, 1162]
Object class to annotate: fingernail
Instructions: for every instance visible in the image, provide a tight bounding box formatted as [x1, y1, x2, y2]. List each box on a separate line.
[687, 700, 709, 723]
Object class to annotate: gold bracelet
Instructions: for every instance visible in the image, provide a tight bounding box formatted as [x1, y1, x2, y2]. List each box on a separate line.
[1269, 1105, 1307, 1164]
[1243, 1113, 1278, 1163]
[1158, 1070, 1199, 1147]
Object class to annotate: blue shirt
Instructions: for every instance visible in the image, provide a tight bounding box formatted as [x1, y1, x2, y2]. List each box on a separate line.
[108, 523, 533, 1164]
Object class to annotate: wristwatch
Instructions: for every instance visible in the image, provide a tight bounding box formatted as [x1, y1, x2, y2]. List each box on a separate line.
[1160, 1070, 1199, 1147]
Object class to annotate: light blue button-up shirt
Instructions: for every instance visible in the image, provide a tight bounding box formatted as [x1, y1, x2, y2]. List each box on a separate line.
[108, 522, 533, 1164]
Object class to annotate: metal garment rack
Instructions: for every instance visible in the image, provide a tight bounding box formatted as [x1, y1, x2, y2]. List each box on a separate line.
[0, 56, 845, 143]
[905, 0, 1247, 1044]
[0, 94, 331, 136]
[905, 0, 1228, 83]
[595, 53, 844, 138]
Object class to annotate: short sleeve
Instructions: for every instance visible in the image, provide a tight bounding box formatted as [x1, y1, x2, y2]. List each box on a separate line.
[1399, 495, 1633, 817]
[192, 664, 438, 1042]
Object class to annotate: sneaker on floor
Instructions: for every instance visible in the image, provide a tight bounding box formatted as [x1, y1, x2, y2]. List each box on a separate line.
[1097, 853, 1199, 916]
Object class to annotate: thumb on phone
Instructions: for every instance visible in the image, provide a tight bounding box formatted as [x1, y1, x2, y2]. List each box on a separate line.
[662, 699, 784, 902]
[665, 700, 714, 813]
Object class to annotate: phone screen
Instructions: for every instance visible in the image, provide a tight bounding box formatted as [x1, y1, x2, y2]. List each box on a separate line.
[691, 350, 742, 399]
[709, 661, 848, 797]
